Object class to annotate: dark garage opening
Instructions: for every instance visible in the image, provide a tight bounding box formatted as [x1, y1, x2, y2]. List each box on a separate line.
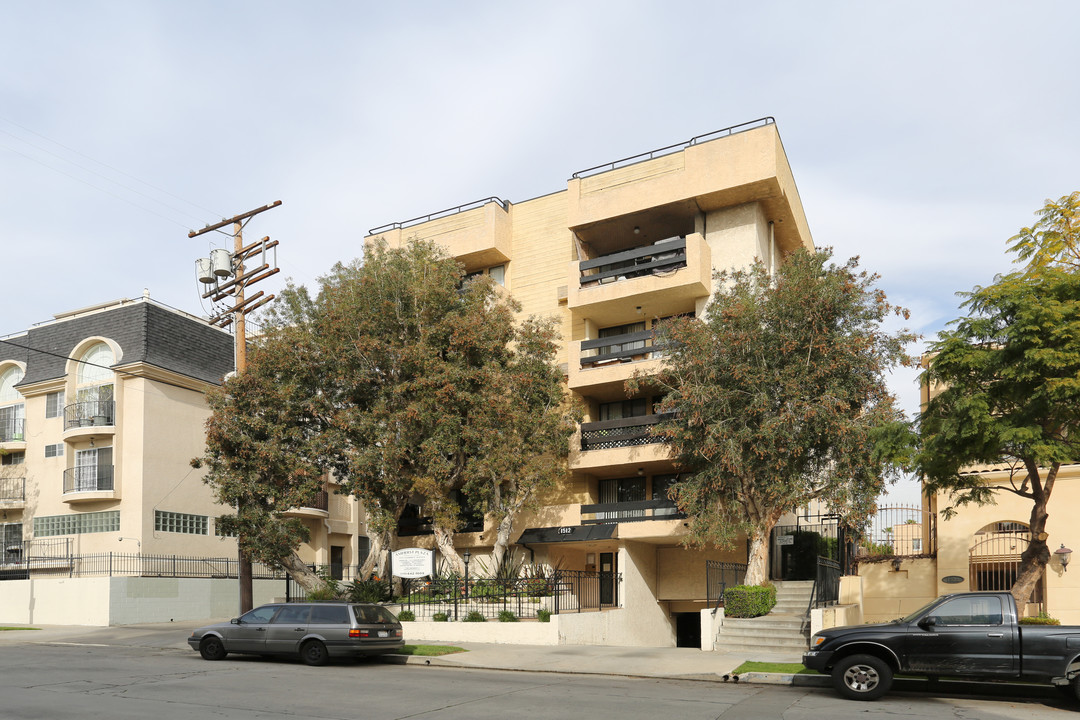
[675, 612, 700, 648]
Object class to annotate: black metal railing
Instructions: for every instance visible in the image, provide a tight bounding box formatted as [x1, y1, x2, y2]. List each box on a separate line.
[578, 237, 688, 287]
[396, 569, 621, 620]
[571, 118, 775, 179]
[581, 499, 682, 524]
[64, 400, 115, 430]
[580, 330, 664, 368]
[579, 414, 668, 451]
[368, 197, 508, 235]
[0, 477, 24, 502]
[62, 465, 115, 493]
[0, 546, 292, 581]
[706, 561, 747, 610]
[0, 415, 25, 442]
[855, 505, 937, 558]
[298, 490, 329, 512]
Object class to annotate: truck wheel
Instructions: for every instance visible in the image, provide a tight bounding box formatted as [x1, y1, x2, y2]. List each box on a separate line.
[832, 654, 893, 701]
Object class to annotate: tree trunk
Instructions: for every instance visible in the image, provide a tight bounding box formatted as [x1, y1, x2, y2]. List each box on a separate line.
[279, 550, 323, 592]
[359, 528, 393, 581]
[743, 528, 771, 586]
[490, 511, 516, 574]
[434, 524, 464, 575]
[1012, 494, 1051, 611]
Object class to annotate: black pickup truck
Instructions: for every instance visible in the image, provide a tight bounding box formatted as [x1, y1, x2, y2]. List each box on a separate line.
[803, 591, 1080, 701]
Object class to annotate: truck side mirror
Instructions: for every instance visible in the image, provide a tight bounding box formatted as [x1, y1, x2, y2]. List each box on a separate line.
[918, 616, 937, 630]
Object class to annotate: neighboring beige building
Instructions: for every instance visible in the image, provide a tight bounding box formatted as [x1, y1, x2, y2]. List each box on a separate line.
[365, 118, 816, 646]
[0, 296, 368, 590]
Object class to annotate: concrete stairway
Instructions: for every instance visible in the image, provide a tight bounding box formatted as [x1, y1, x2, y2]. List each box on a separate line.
[713, 580, 814, 656]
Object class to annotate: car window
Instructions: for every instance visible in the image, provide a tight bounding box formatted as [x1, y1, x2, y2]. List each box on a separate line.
[353, 605, 398, 624]
[240, 605, 279, 624]
[274, 605, 311, 624]
[933, 596, 1003, 626]
[310, 605, 349, 624]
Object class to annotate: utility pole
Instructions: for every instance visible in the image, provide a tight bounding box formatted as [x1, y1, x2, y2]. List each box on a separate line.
[190, 200, 282, 613]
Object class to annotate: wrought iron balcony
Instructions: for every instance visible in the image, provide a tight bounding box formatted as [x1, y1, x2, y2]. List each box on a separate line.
[580, 498, 683, 524]
[0, 477, 25, 502]
[64, 400, 115, 430]
[579, 237, 687, 287]
[579, 414, 669, 451]
[63, 465, 115, 494]
[0, 415, 25, 443]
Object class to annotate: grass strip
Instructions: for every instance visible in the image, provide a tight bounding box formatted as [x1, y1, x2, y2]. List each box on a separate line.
[394, 644, 466, 657]
[732, 661, 817, 675]
[0, 627, 39, 632]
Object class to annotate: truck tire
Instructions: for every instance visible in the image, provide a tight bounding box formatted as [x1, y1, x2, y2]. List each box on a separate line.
[832, 654, 893, 701]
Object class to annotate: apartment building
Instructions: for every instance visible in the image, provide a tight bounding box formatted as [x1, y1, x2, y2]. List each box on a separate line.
[365, 118, 815, 645]
[0, 296, 368, 622]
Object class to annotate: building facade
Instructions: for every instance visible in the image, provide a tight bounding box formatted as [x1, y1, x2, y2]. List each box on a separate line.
[366, 118, 815, 645]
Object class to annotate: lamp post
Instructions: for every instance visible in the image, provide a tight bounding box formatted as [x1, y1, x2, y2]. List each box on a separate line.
[1055, 544, 1073, 572]
[463, 550, 471, 602]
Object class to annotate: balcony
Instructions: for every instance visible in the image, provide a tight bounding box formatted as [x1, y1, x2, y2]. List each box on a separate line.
[580, 499, 684, 525]
[282, 490, 330, 519]
[0, 413, 26, 446]
[569, 329, 664, 396]
[570, 415, 672, 473]
[63, 399, 116, 441]
[62, 465, 117, 503]
[567, 233, 710, 326]
[367, 198, 511, 272]
[0, 477, 25, 509]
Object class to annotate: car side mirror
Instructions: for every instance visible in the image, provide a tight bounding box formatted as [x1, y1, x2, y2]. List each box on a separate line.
[918, 616, 937, 630]
[231, 618, 241, 625]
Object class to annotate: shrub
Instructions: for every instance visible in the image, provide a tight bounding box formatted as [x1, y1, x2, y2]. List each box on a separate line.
[498, 610, 518, 622]
[1020, 612, 1061, 625]
[305, 580, 343, 602]
[537, 609, 551, 623]
[397, 610, 415, 622]
[463, 610, 486, 622]
[723, 584, 777, 618]
[345, 577, 392, 603]
[433, 612, 448, 622]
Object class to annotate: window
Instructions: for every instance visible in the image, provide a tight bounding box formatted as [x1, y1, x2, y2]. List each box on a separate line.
[71, 343, 115, 428]
[311, 605, 349, 624]
[598, 477, 646, 520]
[932, 596, 1003, 626]
[274, 605, 311, 624]
[73, 447, 112, 492]
[0, 366, 25, 443]
[77, 343, 114, 385]
[1, 523, 21, 564]
[154, 510, 209, 535]
[912, 538, 922, 552]
[45, 391, 65, 419]
[1, 451, 24, 466]
[651, 474, 679, 517]
[598, 398, 647, 421]
[44, 443, 64, 458]
[239, 606, 278, 624]
[488, 264, 506, 286]
[34, 510, 120, 537]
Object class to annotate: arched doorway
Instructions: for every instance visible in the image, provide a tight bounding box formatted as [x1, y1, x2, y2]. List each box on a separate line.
[968, 521, 1045, 608]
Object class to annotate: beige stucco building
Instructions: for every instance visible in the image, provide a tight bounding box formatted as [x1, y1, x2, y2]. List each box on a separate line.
[365, 118, 816, 646]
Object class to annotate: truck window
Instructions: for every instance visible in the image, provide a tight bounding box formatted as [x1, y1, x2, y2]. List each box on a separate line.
[933, 596, 1003, 626]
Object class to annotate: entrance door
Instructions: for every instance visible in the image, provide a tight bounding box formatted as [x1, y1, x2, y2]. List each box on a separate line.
[599, 552, 617, 605]
[330, 546, 344, 580]
[675, 613, 701, 648]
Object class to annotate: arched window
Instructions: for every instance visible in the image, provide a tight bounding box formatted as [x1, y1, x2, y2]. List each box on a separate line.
[969, 520, 1044, 607]
[77, 343, 114, 386]
[0, 365, 25, 442]
[70, 343, 115, 428]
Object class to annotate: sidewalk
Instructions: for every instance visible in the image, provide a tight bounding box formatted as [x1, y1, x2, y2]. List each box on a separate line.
[0, 621, 826, 687]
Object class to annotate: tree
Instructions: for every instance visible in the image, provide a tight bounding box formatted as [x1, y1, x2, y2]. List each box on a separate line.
[637, 248, 915, 585]
[1007, 192, 1080, 273]
[201, 237, 572, 585]
[918, 265, 1080, 607]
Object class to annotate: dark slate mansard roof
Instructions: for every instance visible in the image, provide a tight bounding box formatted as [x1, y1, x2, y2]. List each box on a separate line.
[12, 302, 234, 388]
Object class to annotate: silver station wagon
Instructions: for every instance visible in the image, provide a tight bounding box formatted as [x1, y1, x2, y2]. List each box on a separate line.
[188, 602, 404, 666]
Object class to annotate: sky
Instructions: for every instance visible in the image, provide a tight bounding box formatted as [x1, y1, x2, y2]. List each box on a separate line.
[2, 1, 1077, 505]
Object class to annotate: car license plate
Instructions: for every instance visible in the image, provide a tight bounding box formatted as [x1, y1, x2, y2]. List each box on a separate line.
[378, 630, 388, 638]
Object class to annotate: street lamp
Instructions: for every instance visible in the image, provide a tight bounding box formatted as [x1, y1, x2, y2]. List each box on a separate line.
[463, 550, 471, 601]
[1055, 544, 1073, 572]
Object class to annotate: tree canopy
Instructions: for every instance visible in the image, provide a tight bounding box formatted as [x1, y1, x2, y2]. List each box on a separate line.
[638, 248, 915, 585]
[1007, 191, 1080, 273]
[200, 238, 574, 587]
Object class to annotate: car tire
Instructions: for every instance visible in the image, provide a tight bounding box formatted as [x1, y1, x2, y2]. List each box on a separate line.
[832, 653, 893, 701]
[301, 639, 329, 667]
[199, 636, 227, 661]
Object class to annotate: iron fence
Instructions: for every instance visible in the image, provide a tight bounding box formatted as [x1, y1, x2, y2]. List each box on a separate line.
[0, 546, 290, 581]
[855, 505, 937, 559]
[801, 556, 842, 634]
[706, 561, 747, 609]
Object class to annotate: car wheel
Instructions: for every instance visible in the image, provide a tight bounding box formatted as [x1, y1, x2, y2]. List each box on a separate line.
[1070, 675, 1080, 703]
[301, 639, 328, 667]
[832, 654, 893, 701]
[199, 636, 227, 661]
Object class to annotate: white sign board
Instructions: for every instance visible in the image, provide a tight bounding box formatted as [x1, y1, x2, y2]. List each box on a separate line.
[776, 535, 794, 546]
[391, 548, 434, 579]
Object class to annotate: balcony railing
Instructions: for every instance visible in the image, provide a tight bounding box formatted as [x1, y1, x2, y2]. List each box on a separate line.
[62, 465, 115, 494]
[300, 490, 329, 512]
[64, 400, 115, 430]
[580, 329, 663, 368]
[580, 499, 683, 524]
[0, 416, 25, 442]
[579, 414, 668, 451]
[579, 237, 687, 287]
[0, 477, 25, 502]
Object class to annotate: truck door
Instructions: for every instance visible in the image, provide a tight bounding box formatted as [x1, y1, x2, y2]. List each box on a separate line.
[905, 595, 1017, 677]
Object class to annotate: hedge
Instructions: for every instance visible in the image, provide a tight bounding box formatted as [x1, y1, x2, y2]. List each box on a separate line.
[723, 584, 777, 618]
